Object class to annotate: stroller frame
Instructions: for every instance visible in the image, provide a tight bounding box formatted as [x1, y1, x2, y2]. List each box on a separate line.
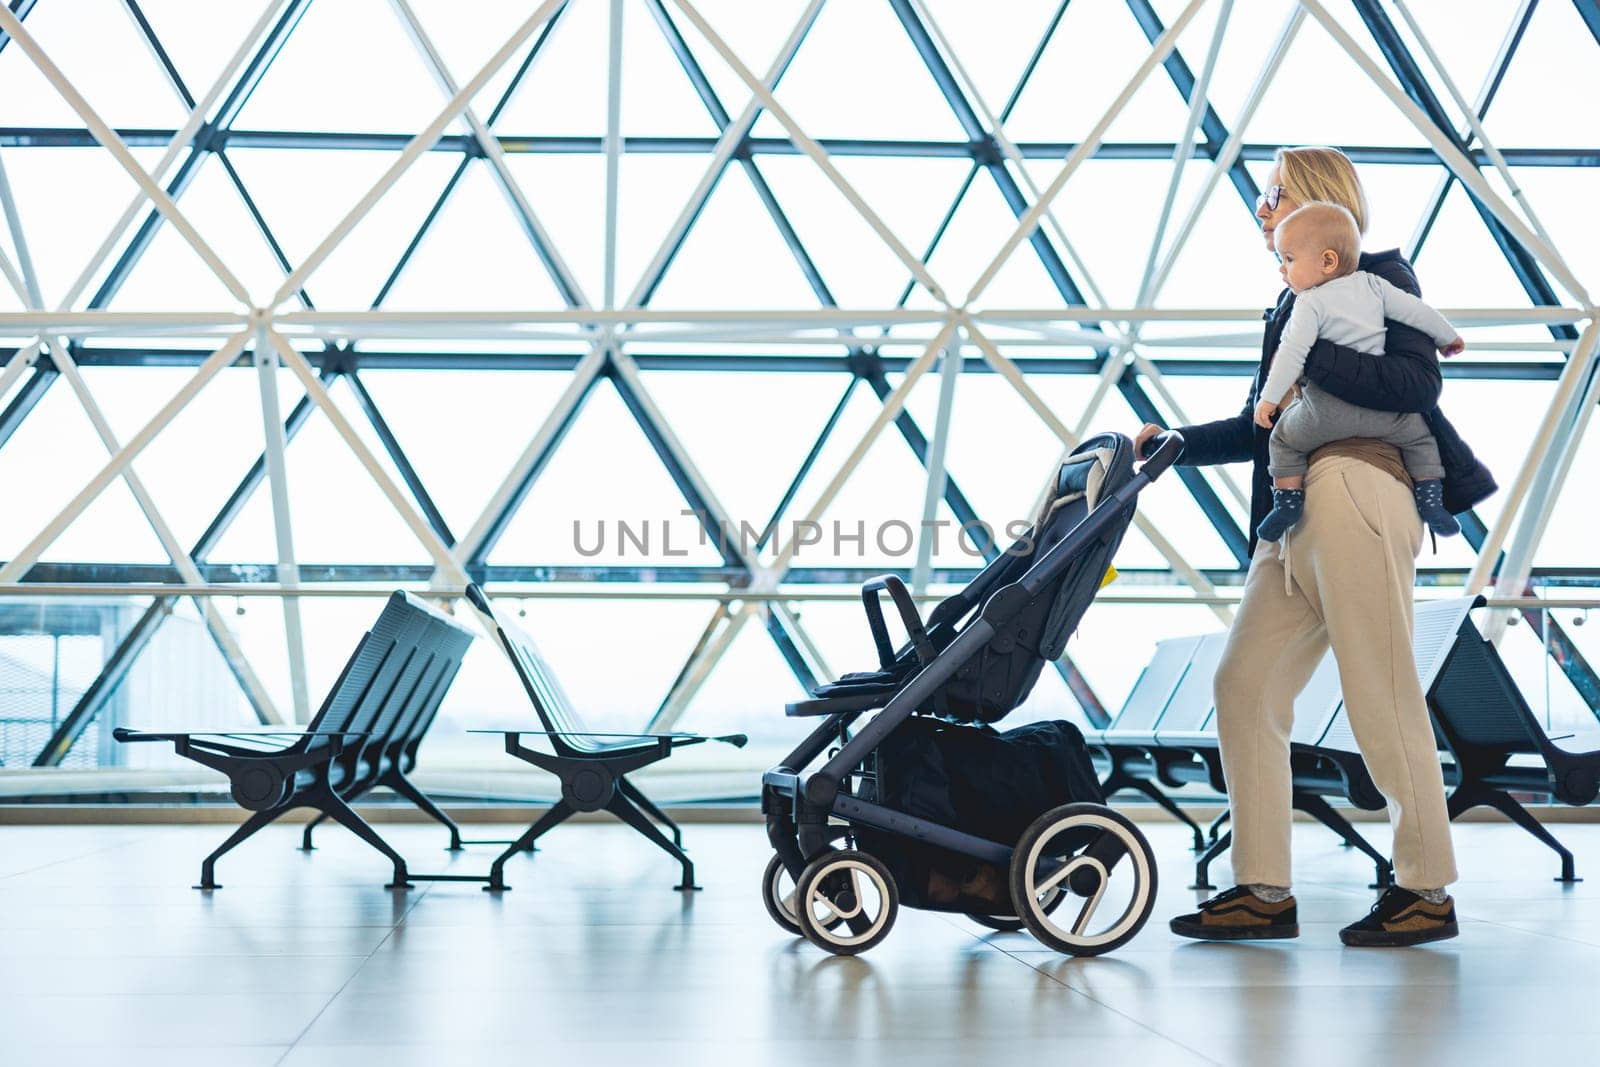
[763, 432, 1183, 956]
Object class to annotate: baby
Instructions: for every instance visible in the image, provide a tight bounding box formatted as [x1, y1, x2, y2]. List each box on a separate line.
[1254, 201, 1465, 543]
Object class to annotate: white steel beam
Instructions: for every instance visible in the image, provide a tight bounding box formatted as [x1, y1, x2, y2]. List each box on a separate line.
[773, 600, 833, 683]
[1467, 317, 1600, 594]
[1390, 0, 1560, 261]
[0, 6, 251, 306]
[768, 316, 958, 573]
[271, 308, 949, 328]
[252, 324, 311, 722]
[262, 326, 466, 583]
[609, 344, 746, 561]
[1062, 0, 1237, 490]
[0, 327, 253, 583]
[268, 0, 568, 308]
[1146, 5, 1303, 304]
[0, 241, 28, 307]
[1406, 0, 1534, 260]
[386, 0, 589, 309]
[37, 337, 283, 723]
[1296, 0, 1590, 307]
[1072, 348, 1132, 442]
[0, 133, 280, 716]
[964, 0, 1209, 307]
[668, 0, 953, 307]
[907, 0, 1108, 312]
[648, 601, 754, 733]
[453, 343, 608, 566]
[603, 0, 624, 310]
[626, 0, 824, 308]
[1135, 0, 1233, 309]
[1130, 350, 1248, 511]
[0, 150, 44, 308]
[0, 339, 44, 408]
[1485, 353, 1600, 641]
[1, 306, 1580, 336]
[961, 316, 1232, 625]
[912, 339, 960, 596]
[61, 0, 290, 312]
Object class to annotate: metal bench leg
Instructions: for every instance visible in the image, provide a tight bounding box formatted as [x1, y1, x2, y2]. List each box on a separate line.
[384, 771, 464, 852]
[1191, 829, 1232, 891]
[1455, 786, 1579, 883]
[303, 781, 375, 851]
[617, 777, 683, 849]
[300, 812, 328, 852]
[606, 791, 699, 891]
[313, 793, 412, 889]
[1129, 778, 1206, 852]
[198, 807, 290, 890]
[1207, 809, 1231, 844]
[485, 800, 575, 892]
[1294, 793, 1393, 889]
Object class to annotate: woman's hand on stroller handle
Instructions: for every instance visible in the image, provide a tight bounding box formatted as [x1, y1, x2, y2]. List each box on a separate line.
[1136, 429, 1184, 479]
[1134, 423, 1165, 460]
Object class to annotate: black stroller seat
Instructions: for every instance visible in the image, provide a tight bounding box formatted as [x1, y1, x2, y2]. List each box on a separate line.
[761, 431, 1183, 958]
[789, 432, 1137, 721]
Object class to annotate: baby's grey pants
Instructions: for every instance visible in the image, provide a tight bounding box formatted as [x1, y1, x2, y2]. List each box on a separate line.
[1268, 383, 1443, 481]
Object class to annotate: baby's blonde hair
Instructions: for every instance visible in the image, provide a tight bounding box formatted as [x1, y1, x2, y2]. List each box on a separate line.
[1276, 146, 1369, 234]
[1276, 201, 1362, 277]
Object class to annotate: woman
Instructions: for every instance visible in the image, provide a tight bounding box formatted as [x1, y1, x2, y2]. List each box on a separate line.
[1137, 147, 1489, 947]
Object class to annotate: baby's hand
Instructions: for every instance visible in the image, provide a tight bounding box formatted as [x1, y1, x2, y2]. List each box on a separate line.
[1253, 400, 1278, 429]
[1439, 337, 1465, 357]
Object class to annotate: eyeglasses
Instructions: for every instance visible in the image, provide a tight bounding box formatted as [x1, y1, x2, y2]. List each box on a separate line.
[1256, 184, 1287, 213]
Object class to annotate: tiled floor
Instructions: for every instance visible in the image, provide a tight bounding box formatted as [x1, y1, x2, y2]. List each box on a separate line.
[2, 817, 1597, 1065]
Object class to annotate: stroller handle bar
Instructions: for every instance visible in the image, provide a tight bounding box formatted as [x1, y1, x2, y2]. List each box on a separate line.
[1137, 430, 1183, 479]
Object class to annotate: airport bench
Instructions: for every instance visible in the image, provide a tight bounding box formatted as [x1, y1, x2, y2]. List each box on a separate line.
[464, 584, 747, 892]
[1430, 599, 1600, 882]
[115, 591, 476, 889]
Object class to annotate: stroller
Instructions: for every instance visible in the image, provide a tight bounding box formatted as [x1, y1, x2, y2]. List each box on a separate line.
[761, 431, 1183, 957]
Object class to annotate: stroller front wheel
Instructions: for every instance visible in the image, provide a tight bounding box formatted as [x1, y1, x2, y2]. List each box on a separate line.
[795, 850, 899, 956]
[762, 854, 806, 936]
[1008, 802, 1158, 957]
[762, 853, 846, 937]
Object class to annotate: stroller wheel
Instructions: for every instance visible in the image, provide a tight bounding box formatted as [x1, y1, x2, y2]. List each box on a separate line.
[1008, 802, 1158, 957]
[763, 853, 845, 936]
[795, 850, 899, 956]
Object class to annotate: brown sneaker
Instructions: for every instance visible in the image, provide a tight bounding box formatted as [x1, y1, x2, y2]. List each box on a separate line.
[1170, 886, 1299, 941]
[1339, 887, 1458, 947]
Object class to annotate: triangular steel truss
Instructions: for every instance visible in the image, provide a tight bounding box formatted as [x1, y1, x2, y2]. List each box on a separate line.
[0, 0, 1596, 766]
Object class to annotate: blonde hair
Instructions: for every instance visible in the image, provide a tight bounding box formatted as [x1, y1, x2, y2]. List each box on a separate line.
[1276, 146, 1368, 235]
[1276, 202, 1362, 277]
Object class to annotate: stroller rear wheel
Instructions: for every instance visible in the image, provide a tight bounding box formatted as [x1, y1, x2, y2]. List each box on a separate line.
[795, 850, 899, 956]
[1008, 802, 1158, 957]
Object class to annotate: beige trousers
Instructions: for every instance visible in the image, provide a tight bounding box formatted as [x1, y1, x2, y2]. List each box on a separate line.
[1214, 454, 1458, 891]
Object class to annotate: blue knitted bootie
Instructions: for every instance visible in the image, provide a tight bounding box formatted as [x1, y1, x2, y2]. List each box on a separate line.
[1413, 478, 1460, 537]
[1256, 488, 1305, 543]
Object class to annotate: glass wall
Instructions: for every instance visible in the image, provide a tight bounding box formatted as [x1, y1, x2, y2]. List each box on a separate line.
[0, 0, 1594, 801]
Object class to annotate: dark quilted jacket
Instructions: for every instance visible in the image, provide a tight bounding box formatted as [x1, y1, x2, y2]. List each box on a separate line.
[1171, 249, 1496, 553]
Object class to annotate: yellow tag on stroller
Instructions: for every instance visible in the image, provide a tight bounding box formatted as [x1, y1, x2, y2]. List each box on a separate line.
[1100, 564, 1118, 589]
